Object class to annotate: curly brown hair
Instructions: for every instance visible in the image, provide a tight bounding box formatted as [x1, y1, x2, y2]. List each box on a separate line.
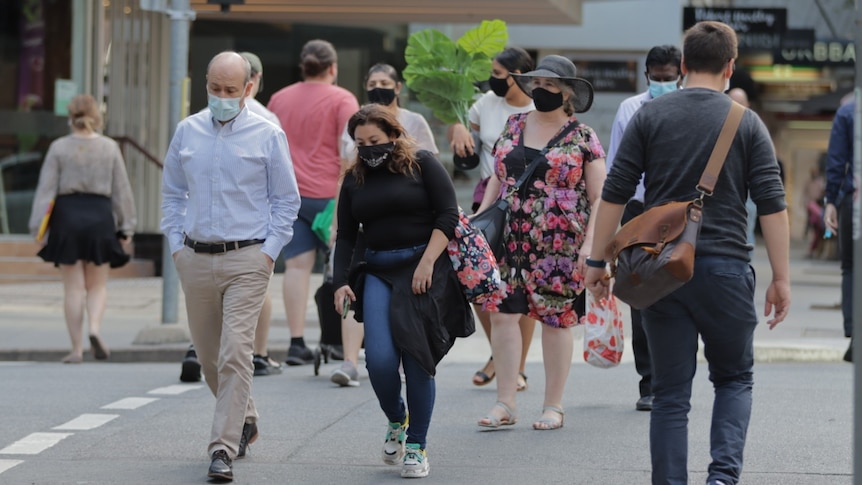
[346, 104, 419, 185]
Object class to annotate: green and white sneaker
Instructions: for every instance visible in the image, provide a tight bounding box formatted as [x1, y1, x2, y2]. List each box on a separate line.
[382, 416, 409, 465]
[400, 443, 429, 478]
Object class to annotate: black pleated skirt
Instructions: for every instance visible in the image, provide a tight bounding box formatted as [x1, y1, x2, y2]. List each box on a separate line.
[38, 193, 130, 268]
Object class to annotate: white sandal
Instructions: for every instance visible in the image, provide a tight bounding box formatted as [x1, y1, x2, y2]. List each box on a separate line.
[532, 405, 564, 430]
[478, 401, 518, 429]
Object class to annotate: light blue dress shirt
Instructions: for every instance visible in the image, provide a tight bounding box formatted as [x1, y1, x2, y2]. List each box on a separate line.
[161, 106, 300, 261]
[606, 90, 651, 203]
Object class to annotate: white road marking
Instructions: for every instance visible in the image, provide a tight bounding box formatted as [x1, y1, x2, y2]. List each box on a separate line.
[52, 414, 118, 431]
[101, 397, 159, 410]
[0, 459, 23, 474]
[0, 433, 73, 455]
[148, 384, 203, 395]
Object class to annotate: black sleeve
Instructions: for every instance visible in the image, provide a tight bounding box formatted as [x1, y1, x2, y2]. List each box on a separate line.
[333, 175, 358, 288]
[746, 112, 786, 216]
[418, 150, 459, 240]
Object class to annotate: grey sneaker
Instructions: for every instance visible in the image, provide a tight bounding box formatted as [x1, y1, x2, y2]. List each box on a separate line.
[330, 361, 360, 387]
[401, 443, 429, 478]
[382, 417, 408, 465]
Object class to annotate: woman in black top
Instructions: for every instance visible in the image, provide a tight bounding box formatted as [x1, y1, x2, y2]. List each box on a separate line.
[333, 104, 473, 478]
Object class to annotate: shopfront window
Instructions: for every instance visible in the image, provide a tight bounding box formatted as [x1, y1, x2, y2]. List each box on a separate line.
[0, 0, 71, 234]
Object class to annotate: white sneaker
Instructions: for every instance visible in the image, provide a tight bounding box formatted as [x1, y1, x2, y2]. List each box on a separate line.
[400, 443, 429, 478]
[382, 416, 408, 465]
[330, 361, 360, 387]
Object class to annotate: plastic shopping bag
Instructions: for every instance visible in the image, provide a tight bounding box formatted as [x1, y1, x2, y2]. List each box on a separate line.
[582, 291, 624, 368]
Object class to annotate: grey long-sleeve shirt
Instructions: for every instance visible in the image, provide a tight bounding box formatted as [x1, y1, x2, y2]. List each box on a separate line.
[29, 134, 137, 236]
[602, 88, 785, 261]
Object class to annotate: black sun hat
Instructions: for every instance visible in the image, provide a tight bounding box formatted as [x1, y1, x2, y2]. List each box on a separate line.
[510, 55, 594, 113]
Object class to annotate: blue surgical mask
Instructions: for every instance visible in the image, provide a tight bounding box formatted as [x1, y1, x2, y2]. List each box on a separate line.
[648, 79, 679, 99]
[208, 93, 242, 122]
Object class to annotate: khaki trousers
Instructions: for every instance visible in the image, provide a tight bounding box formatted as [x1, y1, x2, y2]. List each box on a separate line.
[175, 244, 272, 457]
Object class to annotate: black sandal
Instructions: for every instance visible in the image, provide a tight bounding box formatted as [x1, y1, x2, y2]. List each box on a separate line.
[472, 357, 495, 386]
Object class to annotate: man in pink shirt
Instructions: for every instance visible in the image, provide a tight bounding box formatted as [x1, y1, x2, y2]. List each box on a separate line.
[267, 39, 360, 365]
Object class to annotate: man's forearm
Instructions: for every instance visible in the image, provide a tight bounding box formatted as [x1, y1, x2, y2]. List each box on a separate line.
[759, 209, 790, 282]
[589, 200, 626, 262]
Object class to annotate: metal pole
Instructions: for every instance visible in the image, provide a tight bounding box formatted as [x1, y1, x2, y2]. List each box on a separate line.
[854, 0, 862, 482]
[161, 0, 194, 323]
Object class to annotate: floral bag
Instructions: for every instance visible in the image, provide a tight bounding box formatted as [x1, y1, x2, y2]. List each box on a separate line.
[581, 290, 624, 368]
[447, 210, 505, 306]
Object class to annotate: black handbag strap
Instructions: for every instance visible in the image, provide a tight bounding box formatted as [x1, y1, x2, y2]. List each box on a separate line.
[510, 119, 580, 194]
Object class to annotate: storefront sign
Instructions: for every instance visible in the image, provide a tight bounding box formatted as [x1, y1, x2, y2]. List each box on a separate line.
[572, 60, 638, 93]
[683, 7, 786, 33]
[776, 38, 855, 67]
[683, 7, 787, 52]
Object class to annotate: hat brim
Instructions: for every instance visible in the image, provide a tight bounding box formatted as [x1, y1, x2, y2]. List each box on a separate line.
[510, 71, 594, 113]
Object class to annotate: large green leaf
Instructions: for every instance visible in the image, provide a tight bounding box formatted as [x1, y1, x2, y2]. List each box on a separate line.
[411, 74, 477, 125]
[456, 19, 508, 58]
[405, 29, 454, 68]
[404, 20, 508, 125]
[464, 56, 493, 84]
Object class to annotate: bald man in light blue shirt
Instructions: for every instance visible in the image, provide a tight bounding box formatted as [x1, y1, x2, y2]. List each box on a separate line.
[161, 51, 300, 481]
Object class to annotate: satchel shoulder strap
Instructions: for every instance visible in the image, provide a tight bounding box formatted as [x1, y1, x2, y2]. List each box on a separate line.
[696, 101, 745, 196]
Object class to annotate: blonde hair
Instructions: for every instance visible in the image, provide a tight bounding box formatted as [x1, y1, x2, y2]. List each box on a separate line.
[67, 94, 102, 132]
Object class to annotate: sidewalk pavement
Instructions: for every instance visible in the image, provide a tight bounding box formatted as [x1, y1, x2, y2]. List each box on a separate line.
[0, 235, 850, 364]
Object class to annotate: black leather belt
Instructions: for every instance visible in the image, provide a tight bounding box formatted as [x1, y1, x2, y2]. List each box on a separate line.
[183, 236, 265, 254]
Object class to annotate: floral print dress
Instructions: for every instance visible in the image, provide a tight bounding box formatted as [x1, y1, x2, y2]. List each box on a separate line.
[486, 112, 605, 328]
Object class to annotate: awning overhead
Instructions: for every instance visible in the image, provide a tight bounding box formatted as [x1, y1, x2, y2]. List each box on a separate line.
[190, 0, 584, 25]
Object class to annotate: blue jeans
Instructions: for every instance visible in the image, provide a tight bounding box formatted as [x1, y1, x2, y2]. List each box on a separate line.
[642, 256, 757, 485]
[363, 244, 435, 450]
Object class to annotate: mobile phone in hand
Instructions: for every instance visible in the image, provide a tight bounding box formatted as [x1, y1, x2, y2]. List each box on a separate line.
[342, 295, 350, 319]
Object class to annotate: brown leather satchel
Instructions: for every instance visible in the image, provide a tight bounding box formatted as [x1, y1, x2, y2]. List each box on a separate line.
[605, 101, 745, 310]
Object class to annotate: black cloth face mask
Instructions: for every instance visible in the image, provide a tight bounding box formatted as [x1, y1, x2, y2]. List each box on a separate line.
[531, 87, 564, 112]
[367, 88, 397, 106]
[488, 76, 510, 97]
[358, 142, 395, 168]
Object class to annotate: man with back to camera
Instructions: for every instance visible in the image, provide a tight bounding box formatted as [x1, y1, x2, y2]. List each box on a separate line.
[267, 39, 360, 366]
[605, 44, 682, 412]
[585, 21, 790, 485]
[161, 51, 300, 481]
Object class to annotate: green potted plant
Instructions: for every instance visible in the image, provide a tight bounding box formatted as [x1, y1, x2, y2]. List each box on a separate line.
[403, 19, 508, 170]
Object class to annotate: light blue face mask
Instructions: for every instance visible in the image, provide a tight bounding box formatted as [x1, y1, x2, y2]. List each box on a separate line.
[207, 93, 242, 121]
[648, 79, 679, 99]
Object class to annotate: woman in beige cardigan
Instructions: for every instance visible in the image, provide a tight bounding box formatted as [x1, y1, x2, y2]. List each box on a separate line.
[29, 94, 136, 363]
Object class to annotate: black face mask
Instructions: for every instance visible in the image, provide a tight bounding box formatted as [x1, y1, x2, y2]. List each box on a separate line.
[367, 88, 397, 106]
[531, 87, 564, 112]
[358, 142, 395, 168]
[488, 76, 510, 97]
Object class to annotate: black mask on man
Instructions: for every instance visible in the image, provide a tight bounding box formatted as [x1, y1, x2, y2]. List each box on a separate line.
[367, 88, 397, 106]
[488, 76, 510, 97]
[531, 87, 564, 112]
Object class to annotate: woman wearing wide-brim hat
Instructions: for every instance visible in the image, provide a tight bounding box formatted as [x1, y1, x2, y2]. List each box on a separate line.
[474, 55, 606, 430]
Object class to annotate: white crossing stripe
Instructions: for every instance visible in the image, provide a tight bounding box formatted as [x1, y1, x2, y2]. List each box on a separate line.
[148, 384, 203, 395]
[0, 459, 24, 474]
[52, 414, 118, 431]
[101, 397, 159, 410]
[0, 433, 73, 455]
